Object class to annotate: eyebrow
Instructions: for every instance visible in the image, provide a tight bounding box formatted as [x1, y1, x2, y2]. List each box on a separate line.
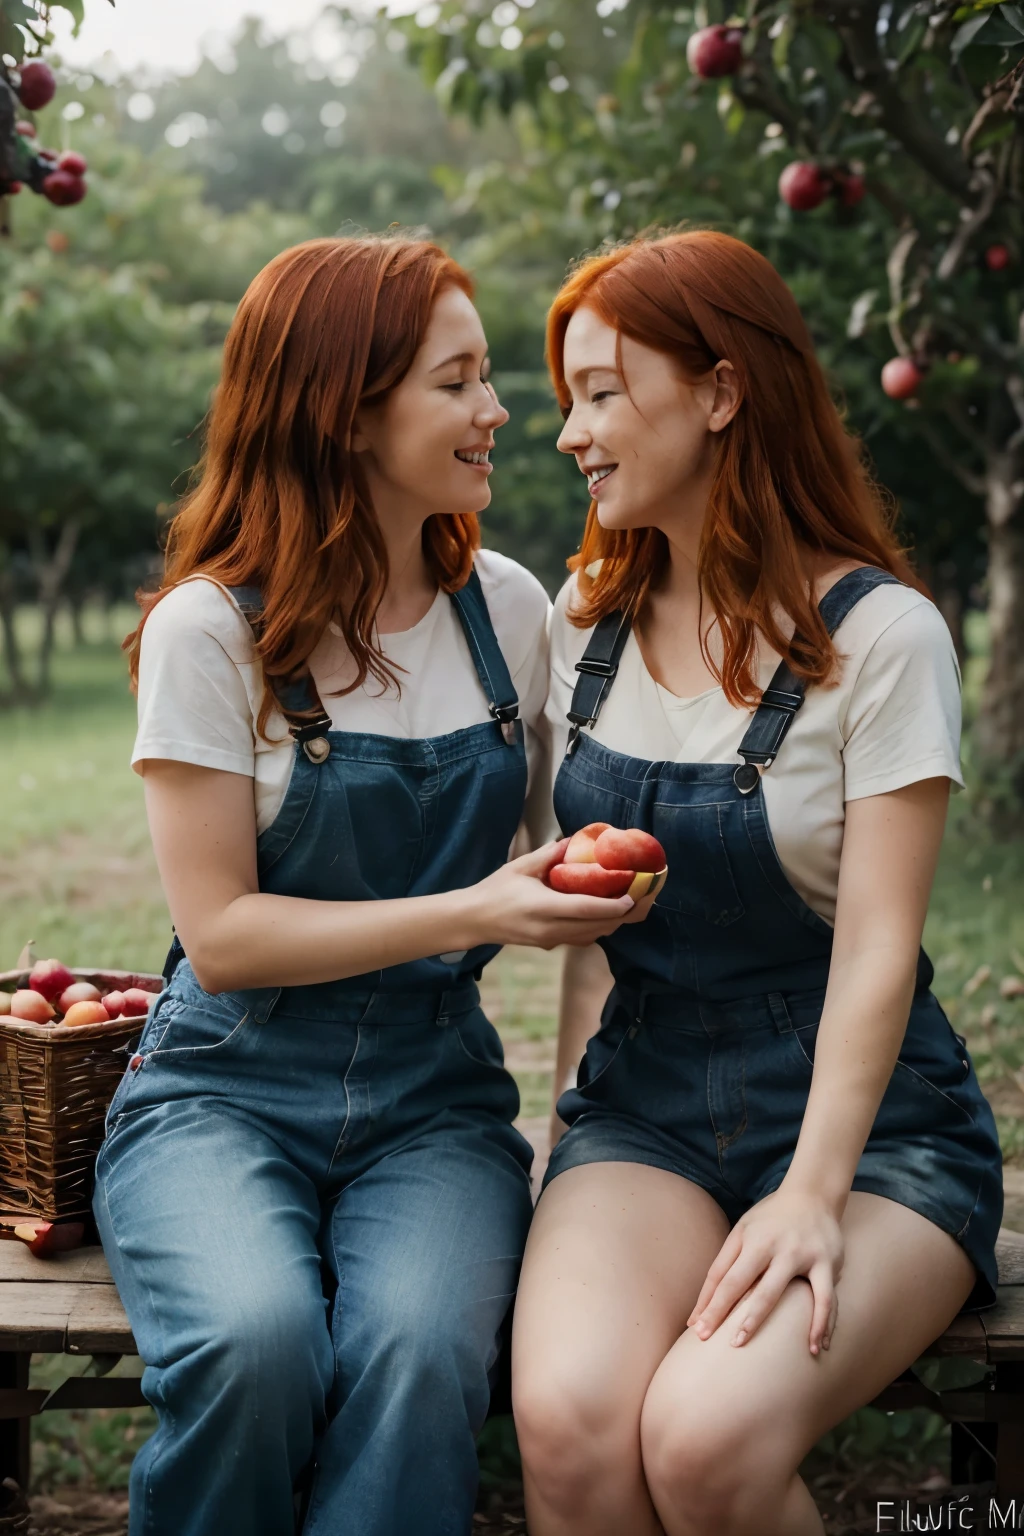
[429, 351, 488, 373]
[569, 363, 620, 383]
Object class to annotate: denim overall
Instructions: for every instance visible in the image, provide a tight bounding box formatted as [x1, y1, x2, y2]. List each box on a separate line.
[92, 569, 535, 1536]
[545, 567, 1003, 1311]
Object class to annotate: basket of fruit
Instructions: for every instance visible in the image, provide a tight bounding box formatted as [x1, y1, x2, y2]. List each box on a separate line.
[0, 948, 163, 1222]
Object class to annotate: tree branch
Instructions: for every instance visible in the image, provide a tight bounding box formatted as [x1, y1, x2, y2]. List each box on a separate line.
[914, 418, 986, 496]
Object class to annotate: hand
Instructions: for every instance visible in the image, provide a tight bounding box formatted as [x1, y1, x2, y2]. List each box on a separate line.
[467, 841, 635, 951]
[685, 1186, 845, 1356]
[620, 883, 661, 924]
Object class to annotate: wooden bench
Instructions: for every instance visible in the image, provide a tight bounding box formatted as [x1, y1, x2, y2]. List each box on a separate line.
[3, 1231, 1024, 1500]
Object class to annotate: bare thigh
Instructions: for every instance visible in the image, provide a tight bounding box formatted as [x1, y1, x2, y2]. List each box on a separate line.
[640, 1190, 978, 1522]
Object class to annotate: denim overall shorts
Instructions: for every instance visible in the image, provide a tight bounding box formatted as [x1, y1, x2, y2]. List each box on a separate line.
[92, 569, 536, 1536]
[544, 567, 1003, 1313]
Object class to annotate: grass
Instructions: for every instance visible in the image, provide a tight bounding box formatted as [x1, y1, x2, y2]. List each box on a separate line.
[5, 602, 1024, 1500]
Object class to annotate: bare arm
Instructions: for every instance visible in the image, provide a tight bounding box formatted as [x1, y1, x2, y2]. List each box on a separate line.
[550, 944, 614, 1145]
[143, 760, 636, 995]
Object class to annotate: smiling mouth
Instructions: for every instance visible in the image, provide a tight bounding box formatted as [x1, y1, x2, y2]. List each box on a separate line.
[455, 449, 491, 465]
[586, 465, 616, 491]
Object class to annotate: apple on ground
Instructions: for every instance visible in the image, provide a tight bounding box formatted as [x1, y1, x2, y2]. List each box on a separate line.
[62, 1000, 111, 1027]
[10, 990, 55, 1024]
[12, 1220, 85, 1258]
[29, 958, 76, 1002]
[58, 981, 101, 1012]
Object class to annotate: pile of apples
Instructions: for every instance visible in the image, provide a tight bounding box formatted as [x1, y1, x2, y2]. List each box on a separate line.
[547, 823, 668, 901]
[0, 957, 152, 1027]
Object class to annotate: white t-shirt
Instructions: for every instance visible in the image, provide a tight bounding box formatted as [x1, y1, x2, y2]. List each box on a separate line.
[546, 574, 963, 925]
[133, 549, 553, 848]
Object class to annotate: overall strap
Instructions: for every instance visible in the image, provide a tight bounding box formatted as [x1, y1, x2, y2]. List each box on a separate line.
[227, 586, 334, 764]
[449, 566, 521, 745]
[733, 567, 901, 794]
[565, 609, 633, 755]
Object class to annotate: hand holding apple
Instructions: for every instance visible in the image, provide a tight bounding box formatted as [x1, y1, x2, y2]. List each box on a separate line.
[546, 823, 668, 903]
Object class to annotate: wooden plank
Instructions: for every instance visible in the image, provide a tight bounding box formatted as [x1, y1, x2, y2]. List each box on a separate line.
[997, 1226, 1024, 1286]
[982, 1290, 1024, 1360]
[923, 1310, 988, 1360]
[66, 1286, 135, 1355]
[0, 1244, 113, 1284]
[0, 1283, 75, 1351]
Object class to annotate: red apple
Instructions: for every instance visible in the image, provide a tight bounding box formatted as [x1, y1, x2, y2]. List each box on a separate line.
[62, 1000, 111, 1027]
[3, 182, 23, 195]
[881, 357, 922, 400]
[686, 24, 744, 78]
[593, 827, 667, 873]
[58, 981, 101, 1012]
[837, 172, 865, 207]
[57, 150, 87, 176]
[563, 821, 612, 864]
[17, 61, 57, 112]
[122, 988, 154, 1017]
[12, 1219, 85, 1258]
[102, 990, 126, 1018]
[29, 958, 76, 1002]
[10, 990, 55, 1023]
[986, 244, 1011, 272]
[779, 161, 830, 212]
[15, 121, 36, 138]
[549, 863, 636, 897]
[42, 170, 87, 207]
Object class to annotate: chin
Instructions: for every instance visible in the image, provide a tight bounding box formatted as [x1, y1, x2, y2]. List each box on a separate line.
[595, 501, 647, 531]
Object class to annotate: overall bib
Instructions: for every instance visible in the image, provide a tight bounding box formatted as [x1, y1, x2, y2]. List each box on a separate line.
[545, 567, 1003, 1311]
[92, 570, 535, 1536]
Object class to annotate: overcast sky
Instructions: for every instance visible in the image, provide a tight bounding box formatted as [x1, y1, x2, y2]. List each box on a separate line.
[50, 1, 351, 77]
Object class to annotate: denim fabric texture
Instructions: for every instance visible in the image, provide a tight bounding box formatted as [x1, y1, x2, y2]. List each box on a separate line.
[546, 569, 1003, 1313]
[93, 582, 535, 1536]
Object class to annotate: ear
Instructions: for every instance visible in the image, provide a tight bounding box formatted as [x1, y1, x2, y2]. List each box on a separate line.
[708, 361, 741, 433]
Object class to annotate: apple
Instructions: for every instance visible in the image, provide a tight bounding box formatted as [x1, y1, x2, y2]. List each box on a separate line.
[29, 958, 75, 1002]
[10, 990, 55, 1024]
[58, 981, 101, 1012]
[12, 1219, 85, 1258]
[0, 993, 11, 1015]
[102, 990, 126, 1018]
[122, 988, 154, 1016]
[547, 824, 669, 901]
[42, 170, 87, 207]
[778, 162, 830, 212]
[62, 1000, 111, 1027]
[3, 182, 22, 195]
[881, 357, 922, 400]
[549, 864, 636, 897]
[57, 150, 87, 176]
[837, 172, 865, 207]
[17, 61, 57, 112]
[686, 24, 744, 78]
[986, 244, 1011, 272]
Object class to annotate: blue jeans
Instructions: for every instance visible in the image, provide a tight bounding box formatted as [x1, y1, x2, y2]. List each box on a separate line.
[93, 966, 534, 1536]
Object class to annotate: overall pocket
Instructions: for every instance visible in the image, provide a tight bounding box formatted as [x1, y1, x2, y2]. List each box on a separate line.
[650, 801, 745, 927]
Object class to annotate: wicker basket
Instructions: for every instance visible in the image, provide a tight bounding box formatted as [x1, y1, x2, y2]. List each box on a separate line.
[0, 967, 164, 1221]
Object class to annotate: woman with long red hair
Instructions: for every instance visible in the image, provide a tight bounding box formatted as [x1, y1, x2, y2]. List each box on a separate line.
[512, 229, 1003, 1536]
[91, 235, 636, 1536]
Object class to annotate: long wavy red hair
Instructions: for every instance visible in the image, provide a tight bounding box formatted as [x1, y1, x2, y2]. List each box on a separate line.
[547, 229, 922, 704]
[125, 236, 480, 737]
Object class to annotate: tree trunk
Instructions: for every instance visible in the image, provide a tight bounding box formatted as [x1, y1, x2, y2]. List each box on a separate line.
[29, 519, 80, 697]
[0, 546, 31, 704]
[975, 448, 1024, 795]
[68, 594, 86, 648]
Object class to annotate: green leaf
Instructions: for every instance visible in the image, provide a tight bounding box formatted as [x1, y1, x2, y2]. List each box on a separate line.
[952, 10, 993, 52]
[1003, 1, 1024, 30]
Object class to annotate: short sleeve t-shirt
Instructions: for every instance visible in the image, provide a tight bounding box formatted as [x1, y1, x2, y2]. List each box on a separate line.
[133, 548, 553, 850]
[545, 574, 963, 925]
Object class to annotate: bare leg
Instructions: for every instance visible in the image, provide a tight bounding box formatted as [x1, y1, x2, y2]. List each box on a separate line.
[640, 1191, 977, 1536]
[512, 1161, 730, 1536]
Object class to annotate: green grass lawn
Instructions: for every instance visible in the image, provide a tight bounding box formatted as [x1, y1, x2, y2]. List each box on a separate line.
[4, 602, 1024, 1501]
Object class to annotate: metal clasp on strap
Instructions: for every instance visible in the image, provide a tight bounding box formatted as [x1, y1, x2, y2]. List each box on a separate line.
[574, 656, 618, 678]
[291, 717, 333, 763]
[490, 701, 520, 746]
[733, 761, 762, 795]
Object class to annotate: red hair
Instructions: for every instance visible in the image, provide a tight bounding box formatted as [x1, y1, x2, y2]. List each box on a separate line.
[126, 236, 479, 737]
[547, 229, 922, 704]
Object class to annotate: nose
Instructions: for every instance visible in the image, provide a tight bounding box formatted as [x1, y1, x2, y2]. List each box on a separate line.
[477, 381, 510, 431]
[556, 405, 588, 455]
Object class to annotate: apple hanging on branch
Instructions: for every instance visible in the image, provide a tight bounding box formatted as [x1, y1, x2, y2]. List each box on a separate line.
[0, 54, 90, 230]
